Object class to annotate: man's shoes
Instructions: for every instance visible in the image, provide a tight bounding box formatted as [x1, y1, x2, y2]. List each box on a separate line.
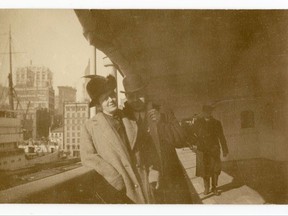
[212, 188, 220, 196]
[203, 188, 210, 195]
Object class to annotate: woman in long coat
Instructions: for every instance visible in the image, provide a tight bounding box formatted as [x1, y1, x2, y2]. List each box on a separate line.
[80, 75, 157, 204]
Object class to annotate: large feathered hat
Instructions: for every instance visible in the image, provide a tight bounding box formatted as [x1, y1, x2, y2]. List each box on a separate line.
[83, 74, 116, 108]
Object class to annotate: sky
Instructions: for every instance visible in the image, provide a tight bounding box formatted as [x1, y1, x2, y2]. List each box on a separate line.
[0, 9, 91, 100]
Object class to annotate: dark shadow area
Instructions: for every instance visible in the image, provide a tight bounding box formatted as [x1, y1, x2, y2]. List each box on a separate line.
[3, 170, 134, 204]
[184, 174, 202, 204]
[221, 158, 288, 204]
[179, 148, 288, 204]
[201, 177, 244, 201]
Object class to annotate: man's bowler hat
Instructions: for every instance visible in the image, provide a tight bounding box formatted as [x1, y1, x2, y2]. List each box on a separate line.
[120, 74, 147, 94]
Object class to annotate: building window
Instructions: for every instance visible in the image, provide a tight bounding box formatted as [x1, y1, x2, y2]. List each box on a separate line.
[66, 138, 69, 143]
[77, 126, 80, 130]
[82, 113, 85, 117]
[72, 138, 75, 143]
[72, 132, 75, 137]
[77, 138, 80, 143]
[77, 132, 80, 137]
[77, 113, 80, 117]
[72, 126, 75, 130]
[241, 110, 255, 129]
[11, 160, 15, 163]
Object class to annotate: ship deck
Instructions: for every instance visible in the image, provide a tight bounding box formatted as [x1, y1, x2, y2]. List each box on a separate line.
[176, 148, 288, 204]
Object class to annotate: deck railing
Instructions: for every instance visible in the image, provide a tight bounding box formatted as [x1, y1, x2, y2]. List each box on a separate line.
[0, 166, 133, 204]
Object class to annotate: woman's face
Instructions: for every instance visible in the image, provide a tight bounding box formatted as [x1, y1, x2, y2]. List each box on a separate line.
[99, 90, 117, 114]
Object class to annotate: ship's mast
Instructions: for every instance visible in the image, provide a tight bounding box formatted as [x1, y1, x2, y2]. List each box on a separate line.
[8, 26, 14, 111]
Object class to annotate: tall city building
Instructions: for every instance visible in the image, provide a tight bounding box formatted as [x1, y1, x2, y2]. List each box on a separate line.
[57, 86, 77, 115]
[54, 95, 59, 111]
[63, 102, 89, 158]
[36, 108, 51, 138]
[15, 65, 53, 88]
[14, 65, 55, 139]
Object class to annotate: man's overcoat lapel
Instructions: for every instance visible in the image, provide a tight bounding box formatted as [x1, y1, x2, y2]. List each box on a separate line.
[122, 116, 138, 150]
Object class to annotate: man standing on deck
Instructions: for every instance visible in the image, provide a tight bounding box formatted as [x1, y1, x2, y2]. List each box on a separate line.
[121, 74, 192, 204]
[192, 104, 229, 196]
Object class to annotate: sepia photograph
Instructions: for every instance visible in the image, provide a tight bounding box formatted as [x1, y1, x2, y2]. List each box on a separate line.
[0, 2, 288, 214]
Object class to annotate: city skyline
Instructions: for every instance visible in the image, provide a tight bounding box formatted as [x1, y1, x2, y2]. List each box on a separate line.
[0, 9, 91, 101]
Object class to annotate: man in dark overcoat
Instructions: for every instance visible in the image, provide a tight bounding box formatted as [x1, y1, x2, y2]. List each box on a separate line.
[193, 105, 228, 196]
[121, 74, 192, 204]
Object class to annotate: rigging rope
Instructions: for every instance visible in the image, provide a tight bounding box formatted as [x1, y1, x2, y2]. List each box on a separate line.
[0, 37, 9, 82]
[0, 38, 9, 106]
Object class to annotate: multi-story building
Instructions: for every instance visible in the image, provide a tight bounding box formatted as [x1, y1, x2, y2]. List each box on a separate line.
[63, 102, 89, 158]
[15, 87, 55, 115]
[49, 126, 64, 150]
[52, 86, 76, 130]
[57, 86, 77, 115]
[14, 65, 55, 139]
[36, 108, 51, 139]
[54, 95, 59, 111]
[15, 65, 53, 88]
[14, 65, 55, 114]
